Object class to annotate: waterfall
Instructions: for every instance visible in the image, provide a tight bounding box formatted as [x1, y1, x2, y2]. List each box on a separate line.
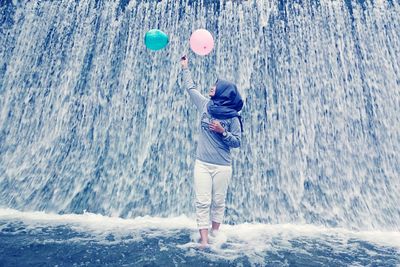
[0, 0, 399, 231]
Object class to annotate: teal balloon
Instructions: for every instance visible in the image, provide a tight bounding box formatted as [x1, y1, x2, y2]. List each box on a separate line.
[144, 29, 169, 50]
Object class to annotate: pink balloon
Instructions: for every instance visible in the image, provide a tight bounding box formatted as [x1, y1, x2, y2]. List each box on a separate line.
[190, 29, 214, 56]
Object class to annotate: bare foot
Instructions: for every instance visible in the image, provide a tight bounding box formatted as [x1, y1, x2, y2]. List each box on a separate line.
[199, 241, 210, 249]
[198, 229, 209, 248]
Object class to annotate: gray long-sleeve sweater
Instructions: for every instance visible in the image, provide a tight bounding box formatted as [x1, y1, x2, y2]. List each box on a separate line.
[181, 68, 241, 166]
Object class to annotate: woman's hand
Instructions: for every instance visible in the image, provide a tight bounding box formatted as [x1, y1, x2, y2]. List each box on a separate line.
[209, 120, 225, 134]
[181, 55, 188, 69]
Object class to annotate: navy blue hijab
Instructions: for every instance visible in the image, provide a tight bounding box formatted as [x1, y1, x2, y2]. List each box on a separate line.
[207, 79, 244, 132]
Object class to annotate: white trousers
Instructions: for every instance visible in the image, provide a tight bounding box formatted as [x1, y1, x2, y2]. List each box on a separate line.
[194, 159, 232, 229]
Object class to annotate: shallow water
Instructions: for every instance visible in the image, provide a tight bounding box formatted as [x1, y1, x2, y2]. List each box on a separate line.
[1, 209, 399, 266]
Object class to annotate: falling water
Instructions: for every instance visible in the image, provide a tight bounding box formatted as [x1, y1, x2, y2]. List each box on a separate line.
[0, 0, 399, 232]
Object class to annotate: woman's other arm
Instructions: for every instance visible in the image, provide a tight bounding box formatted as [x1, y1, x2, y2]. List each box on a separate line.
[221, 118, 241, 148]
[209, 118, 242, 148]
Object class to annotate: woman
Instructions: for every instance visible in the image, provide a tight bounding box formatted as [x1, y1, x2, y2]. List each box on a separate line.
[180, 55, 243, 248]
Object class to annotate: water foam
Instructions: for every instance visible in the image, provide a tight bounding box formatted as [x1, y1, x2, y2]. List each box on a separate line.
[1, 208, 399, 251]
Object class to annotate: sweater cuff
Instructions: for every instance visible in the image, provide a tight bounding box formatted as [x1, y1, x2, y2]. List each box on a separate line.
[222, 131, 231, 139]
